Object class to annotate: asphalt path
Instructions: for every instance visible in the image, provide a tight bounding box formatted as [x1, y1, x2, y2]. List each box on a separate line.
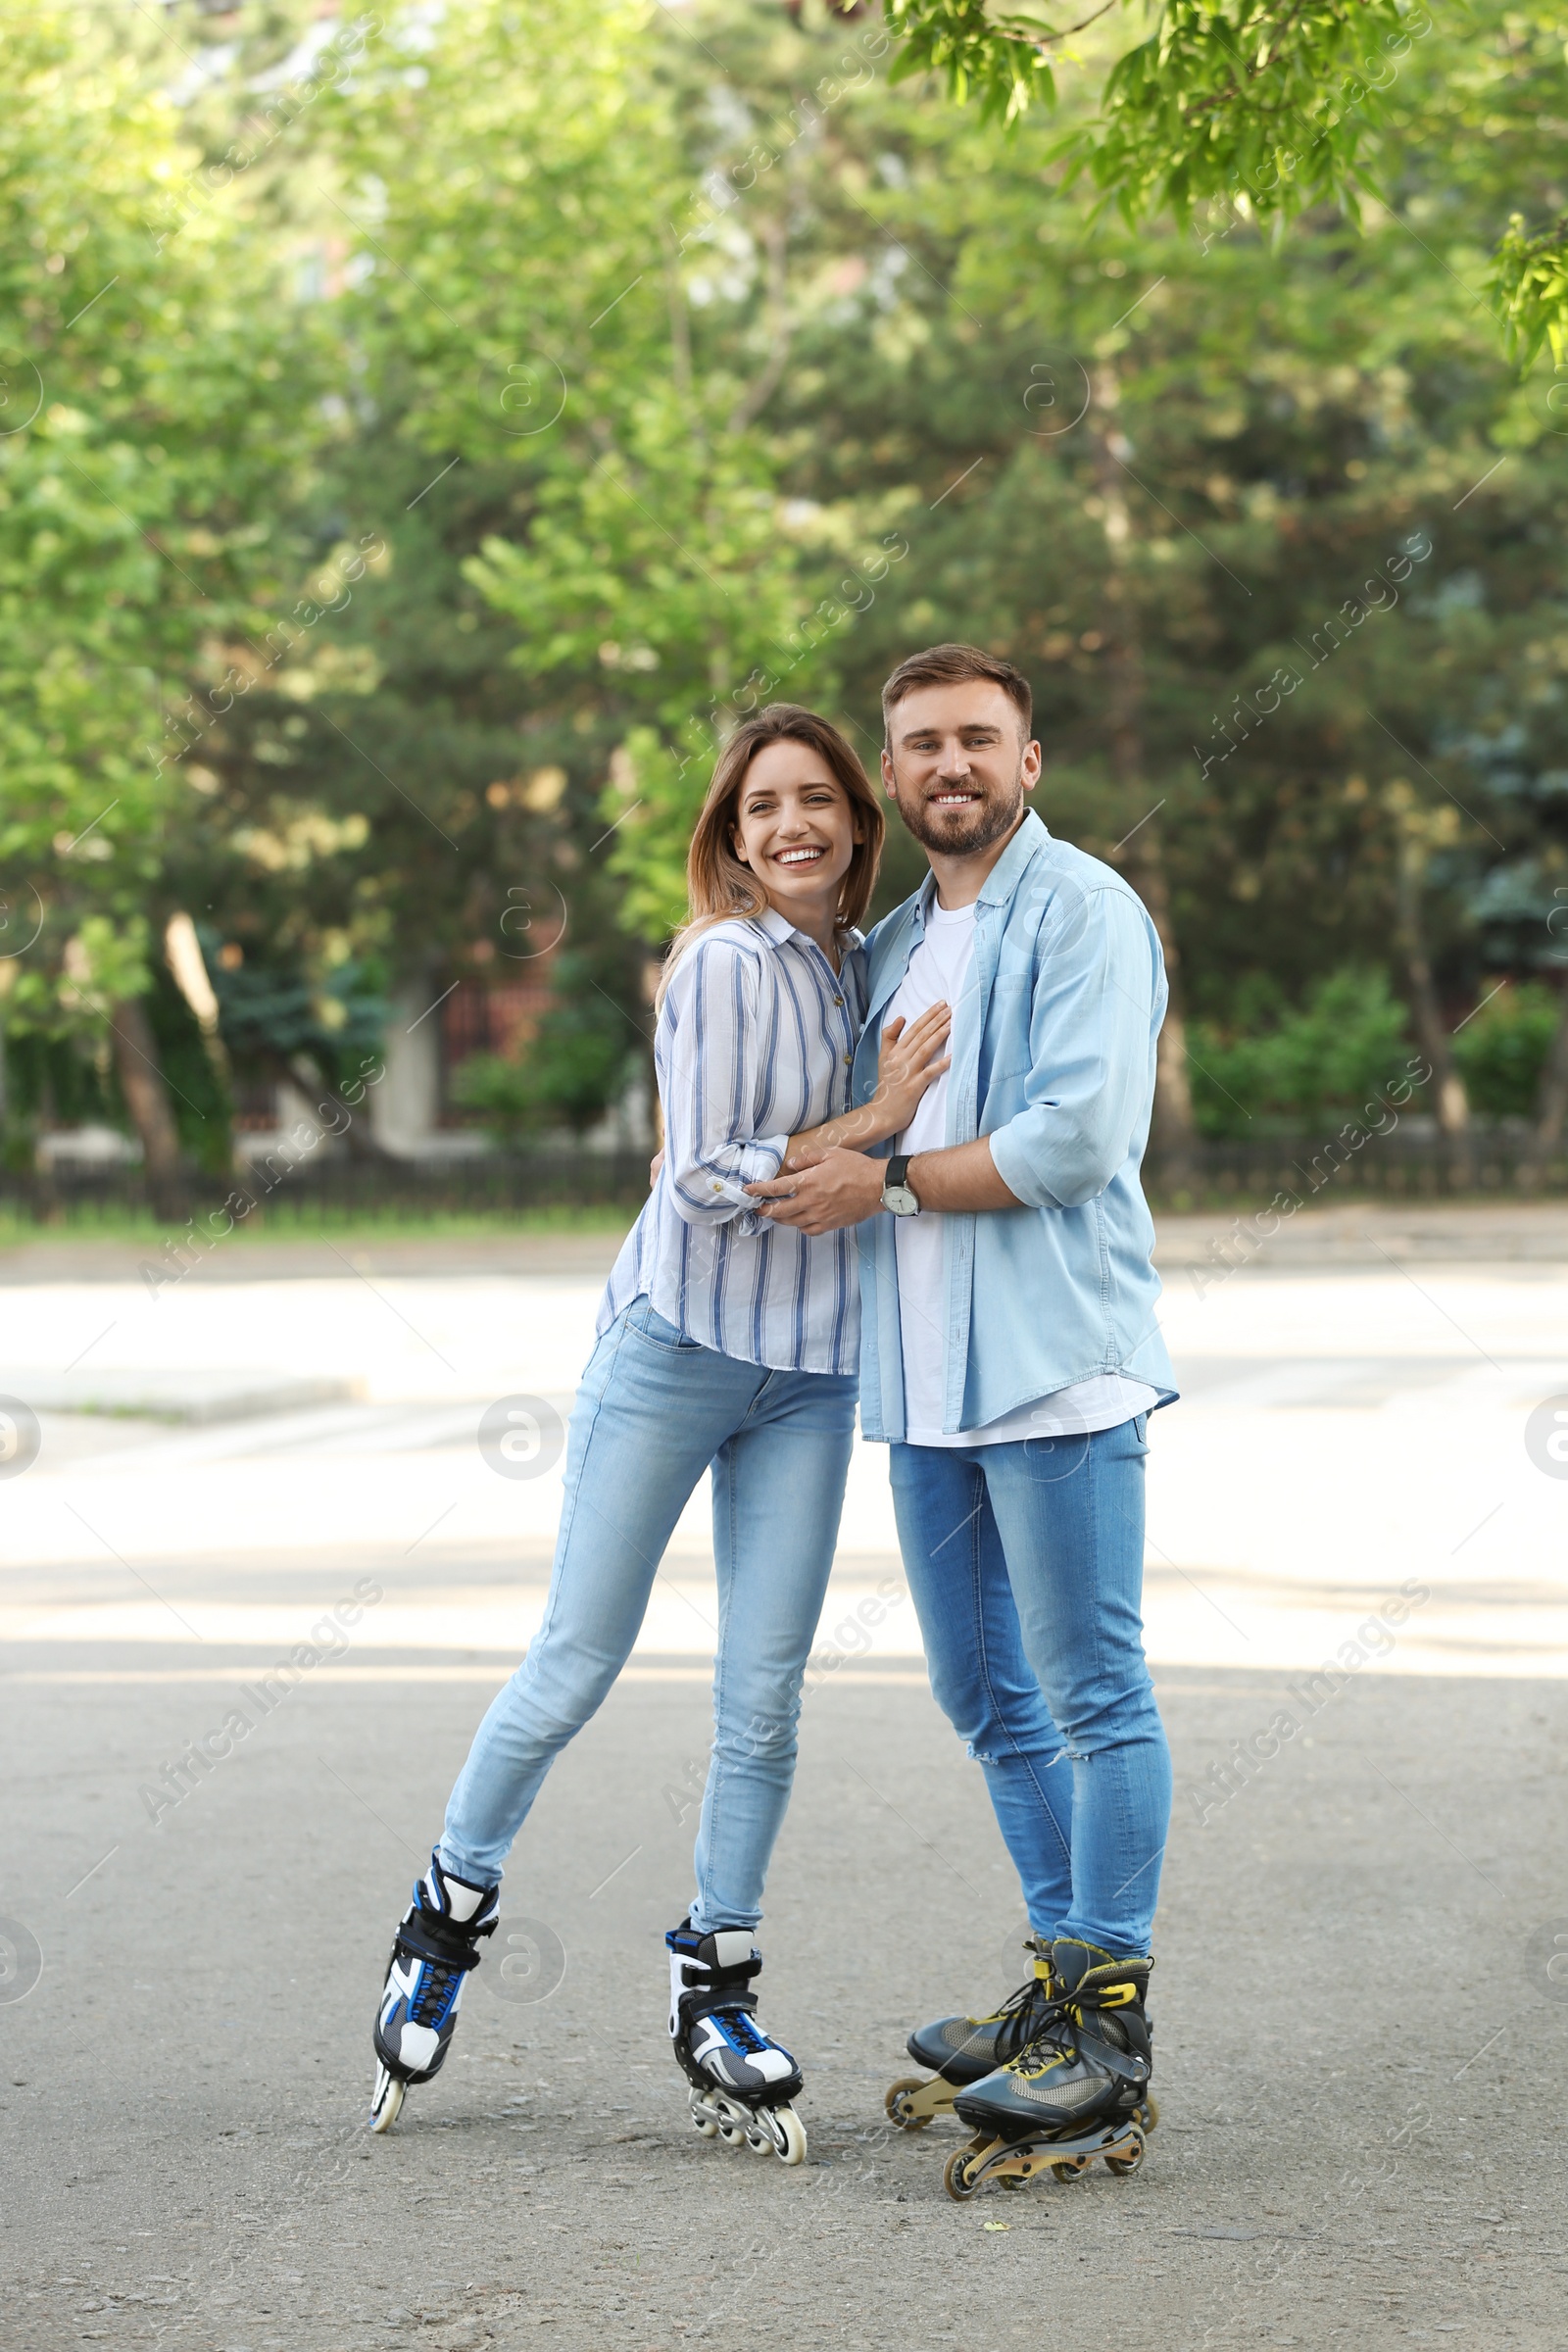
[3, 1213, 1567, 2350]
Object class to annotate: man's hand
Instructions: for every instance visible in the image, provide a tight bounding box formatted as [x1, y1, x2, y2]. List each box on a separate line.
[745, 1148, 887, 1235]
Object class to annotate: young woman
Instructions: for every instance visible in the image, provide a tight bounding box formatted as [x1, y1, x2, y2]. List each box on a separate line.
[369, 704, 950, 2163]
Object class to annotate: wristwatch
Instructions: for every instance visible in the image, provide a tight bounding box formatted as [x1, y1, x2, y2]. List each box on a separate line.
[881, 1153, 921, 1217]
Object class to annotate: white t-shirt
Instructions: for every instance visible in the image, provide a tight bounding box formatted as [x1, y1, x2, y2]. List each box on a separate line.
[886, 898, 1157, 1448]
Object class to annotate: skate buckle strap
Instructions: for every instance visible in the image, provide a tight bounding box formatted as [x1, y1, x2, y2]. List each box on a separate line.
[709, 1930, 756, 1968]
[397, 1909, 488, 1973]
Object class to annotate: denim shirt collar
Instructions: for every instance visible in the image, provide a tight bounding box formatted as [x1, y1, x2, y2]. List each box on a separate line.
[975, 806, 1051, 908]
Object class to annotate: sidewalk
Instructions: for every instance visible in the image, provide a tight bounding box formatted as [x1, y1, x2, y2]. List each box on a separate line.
[3, 1197, 1568, 1285]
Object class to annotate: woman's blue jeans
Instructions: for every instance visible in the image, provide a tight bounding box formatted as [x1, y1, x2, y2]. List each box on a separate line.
[889, 1416, 1171, 1957]
[440, 1298, 857, 1932]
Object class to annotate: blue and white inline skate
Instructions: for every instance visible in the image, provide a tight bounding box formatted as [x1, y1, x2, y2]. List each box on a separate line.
[369, 1852, 499, 2132]
[666, 1920, 807, 2165]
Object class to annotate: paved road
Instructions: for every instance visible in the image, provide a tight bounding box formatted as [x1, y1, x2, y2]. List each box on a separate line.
[3, 1218, 1567, 2350]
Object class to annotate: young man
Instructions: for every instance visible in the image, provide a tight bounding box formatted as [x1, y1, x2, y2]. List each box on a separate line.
[748, 644, 1176, 2170]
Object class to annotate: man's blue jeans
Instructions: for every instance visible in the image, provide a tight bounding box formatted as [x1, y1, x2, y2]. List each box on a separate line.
[889, 1417, 1171, 1957]
[441, 1298, 857, 1932]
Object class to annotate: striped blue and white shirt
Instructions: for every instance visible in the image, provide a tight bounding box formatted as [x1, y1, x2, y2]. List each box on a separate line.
[600, 907, 869, 1375]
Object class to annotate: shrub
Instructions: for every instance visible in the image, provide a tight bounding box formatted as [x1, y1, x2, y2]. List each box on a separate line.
[1450, 980, 1562, 1117]
[1188, 965, 1415, 1139]
[452, 956, 635, 1141]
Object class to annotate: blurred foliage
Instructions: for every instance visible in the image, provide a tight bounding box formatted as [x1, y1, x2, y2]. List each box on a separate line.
[452, 954, 638, 1142]
[4, 0, 1568, 1177]
[1187, 964, 1413, 1136]
[199, 930, 387, 1091]
[1450, 978, 1563, 1116]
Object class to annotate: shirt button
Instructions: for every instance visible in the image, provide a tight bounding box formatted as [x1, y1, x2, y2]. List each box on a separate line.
[833, 995, 845, 1007]
[711, 1181, 722, 1193]
[844, 1054, 853, 1066]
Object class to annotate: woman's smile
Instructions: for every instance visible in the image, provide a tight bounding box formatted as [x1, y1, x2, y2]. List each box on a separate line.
[729, 736, 865, 956]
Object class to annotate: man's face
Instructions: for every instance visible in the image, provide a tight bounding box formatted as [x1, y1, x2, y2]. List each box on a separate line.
[880, 680, 1041, 858]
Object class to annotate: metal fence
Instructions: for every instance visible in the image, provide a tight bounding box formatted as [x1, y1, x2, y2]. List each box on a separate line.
[1145, 1128, 1568, 1205]
[0, 1150, 656, 1226]
[2, 1130, 1564, 1226]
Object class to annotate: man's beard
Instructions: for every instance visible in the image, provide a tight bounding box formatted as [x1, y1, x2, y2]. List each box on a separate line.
[896, 773, 1025, 858]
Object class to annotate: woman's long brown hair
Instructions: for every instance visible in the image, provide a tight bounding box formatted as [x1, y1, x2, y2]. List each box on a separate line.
[658, 705, 884, 1005]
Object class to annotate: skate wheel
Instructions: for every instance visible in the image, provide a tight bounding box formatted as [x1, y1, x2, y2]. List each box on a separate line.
[1137, 2096, 1160, 2133]
[771, 2104, 807, 2167]
[747, 2123, 775, 2155]
[884, 2077, 934, 2133]
[1105, 2125, 1147, 2178]
[944, 2148, 980, 2202]
[689, 2096, 718, 2140]
[368, 2068, 404, 2134]
[717, 2115, 747, 2148]
[1051, 2158, 1090, 2182]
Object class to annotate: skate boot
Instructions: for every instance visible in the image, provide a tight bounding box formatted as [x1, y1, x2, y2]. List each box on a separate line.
[665, 1919, 807, 2166]
[885, 1935, 1063, 2132]
[943, 1938, 1156, 2201]
[369, 1851, 499, 2132]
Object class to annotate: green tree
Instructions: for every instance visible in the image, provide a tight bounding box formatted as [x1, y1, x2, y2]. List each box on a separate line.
[868, 1, 1568, 362]
[0, 1, 338, 1202]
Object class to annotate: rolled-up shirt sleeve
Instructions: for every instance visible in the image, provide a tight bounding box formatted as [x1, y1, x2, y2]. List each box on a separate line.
[659, 937, 789, 1229]
[986, 889, 1164, 1210]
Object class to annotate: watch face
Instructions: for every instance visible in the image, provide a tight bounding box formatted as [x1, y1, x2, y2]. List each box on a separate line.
[882, 1183, 919, 1216]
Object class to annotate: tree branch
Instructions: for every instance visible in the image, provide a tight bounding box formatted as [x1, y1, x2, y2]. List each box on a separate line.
[726, 216, 790, 436]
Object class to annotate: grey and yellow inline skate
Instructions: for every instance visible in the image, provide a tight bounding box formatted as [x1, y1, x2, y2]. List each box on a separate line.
[941, 1938, 1158, 2201]
[885, 1934, 1063, 2132]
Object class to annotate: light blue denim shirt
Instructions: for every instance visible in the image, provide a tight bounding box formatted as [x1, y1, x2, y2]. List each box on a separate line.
[854, 809, 1177, 1442]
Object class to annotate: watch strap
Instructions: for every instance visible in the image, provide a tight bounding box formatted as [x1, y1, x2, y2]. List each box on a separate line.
[885, 1153, 911, 1191]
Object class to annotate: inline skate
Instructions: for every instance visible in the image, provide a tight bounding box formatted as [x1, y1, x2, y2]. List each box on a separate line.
[942, 1938, 1157, 2201]
[666, 1920, 807, 2166]
[369, 1851, 499, 2132]
[885, 1934, 1062, 2132]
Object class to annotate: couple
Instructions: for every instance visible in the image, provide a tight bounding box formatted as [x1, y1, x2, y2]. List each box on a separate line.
[371, 642, 1177, 2184]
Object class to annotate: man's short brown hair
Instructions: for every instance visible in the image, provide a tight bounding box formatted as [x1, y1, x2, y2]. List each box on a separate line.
[881, 643, 1033, 741]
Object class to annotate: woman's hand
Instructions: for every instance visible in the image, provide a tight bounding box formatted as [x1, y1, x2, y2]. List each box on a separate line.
[868, 1002, 951, 1138]
[776, 1000, 951, 1173]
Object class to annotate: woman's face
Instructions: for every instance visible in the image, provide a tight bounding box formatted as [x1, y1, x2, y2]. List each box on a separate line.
[730, 739, 862, 930]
